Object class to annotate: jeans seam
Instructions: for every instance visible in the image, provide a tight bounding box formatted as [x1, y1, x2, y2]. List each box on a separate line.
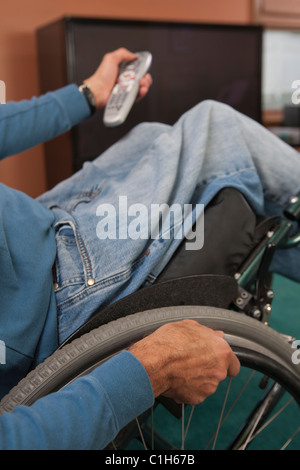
[54, 219, 94, 287]
[74, 220, 94, 283]
[199, 165, 256, 187]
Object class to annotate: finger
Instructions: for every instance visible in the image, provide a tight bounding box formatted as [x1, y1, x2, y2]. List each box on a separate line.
[140, 73, 153, 87]
[227, 352, 241, 378]
[137, 84, 150, 101]
[213, 330, 225, 339]
[214, 334, 240, 378]
[113, 48, 137, 64]
[137, 74, 153, 101]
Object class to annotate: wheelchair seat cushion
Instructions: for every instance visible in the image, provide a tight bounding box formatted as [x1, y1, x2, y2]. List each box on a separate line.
[157, 188, 276, 282]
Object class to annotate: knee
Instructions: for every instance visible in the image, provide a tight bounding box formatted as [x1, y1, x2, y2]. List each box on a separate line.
[181, 99, 234, 128]
[197, 99, 233, 114]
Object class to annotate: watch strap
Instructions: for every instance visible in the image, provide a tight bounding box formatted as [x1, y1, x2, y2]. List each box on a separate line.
[78, 83, 96, 115]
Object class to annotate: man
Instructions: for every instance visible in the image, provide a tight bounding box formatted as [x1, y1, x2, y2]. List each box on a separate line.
[0, 48, 240, 449]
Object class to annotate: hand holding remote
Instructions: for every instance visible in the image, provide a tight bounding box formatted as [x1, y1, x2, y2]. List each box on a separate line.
[103, 51, 152, 127]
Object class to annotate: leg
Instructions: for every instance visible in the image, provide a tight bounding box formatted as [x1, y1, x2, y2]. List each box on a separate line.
[174, 101, 300, 282]
[37, 100, 300, 342]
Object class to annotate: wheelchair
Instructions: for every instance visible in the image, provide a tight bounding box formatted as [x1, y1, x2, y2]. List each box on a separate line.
[0, 187, 300, 450]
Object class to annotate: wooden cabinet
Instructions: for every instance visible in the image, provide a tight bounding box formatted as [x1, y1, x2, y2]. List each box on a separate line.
[253, 0, 300, 27]
[37, 17, 262, 189]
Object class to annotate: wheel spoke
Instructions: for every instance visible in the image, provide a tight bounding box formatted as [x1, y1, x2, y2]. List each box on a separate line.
[239, 398, 270, 450]
[136, 418, 148, 449]
[245, 396, 294, 445]
[212, 378, 232, 450]
[281, 427, 300, 450]
[151, 407, 154, 450]
[184, 406, 195, 442]
[181, 404, 185, 450]
[205, 371, 256, 449]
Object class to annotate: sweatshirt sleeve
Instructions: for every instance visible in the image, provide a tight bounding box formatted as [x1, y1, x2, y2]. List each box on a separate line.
[0, 351, 154, 450]
[0, 84, 91, 160]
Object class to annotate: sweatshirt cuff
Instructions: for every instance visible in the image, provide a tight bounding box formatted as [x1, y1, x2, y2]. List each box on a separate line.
[51, 84, 91, 127]
[90, 350, 155, 430]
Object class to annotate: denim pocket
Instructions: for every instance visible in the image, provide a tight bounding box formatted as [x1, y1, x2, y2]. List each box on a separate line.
[54, 222, 86, 305]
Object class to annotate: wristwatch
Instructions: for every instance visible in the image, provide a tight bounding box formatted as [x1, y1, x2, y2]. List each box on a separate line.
[78, 83, 96, 115]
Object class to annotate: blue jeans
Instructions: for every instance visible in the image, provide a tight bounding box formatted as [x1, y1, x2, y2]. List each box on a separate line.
[38, 100, 300, 343]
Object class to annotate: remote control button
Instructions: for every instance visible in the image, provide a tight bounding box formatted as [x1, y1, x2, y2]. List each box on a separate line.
[119, 70, 136, 82]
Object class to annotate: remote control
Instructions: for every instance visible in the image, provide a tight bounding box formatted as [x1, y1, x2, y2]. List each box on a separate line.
[103, 51, 152, 127]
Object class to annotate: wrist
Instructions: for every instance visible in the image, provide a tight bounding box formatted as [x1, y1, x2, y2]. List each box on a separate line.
[78, 83, 96, 115]
[82, 77, 109, 109]
[128, 341, 171, 398]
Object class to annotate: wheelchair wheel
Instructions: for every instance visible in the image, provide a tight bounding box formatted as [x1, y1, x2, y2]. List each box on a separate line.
[0, 306, 299, 450]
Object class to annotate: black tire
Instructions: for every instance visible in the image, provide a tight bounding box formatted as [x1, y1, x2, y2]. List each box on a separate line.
[1, 306, 299, 415]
